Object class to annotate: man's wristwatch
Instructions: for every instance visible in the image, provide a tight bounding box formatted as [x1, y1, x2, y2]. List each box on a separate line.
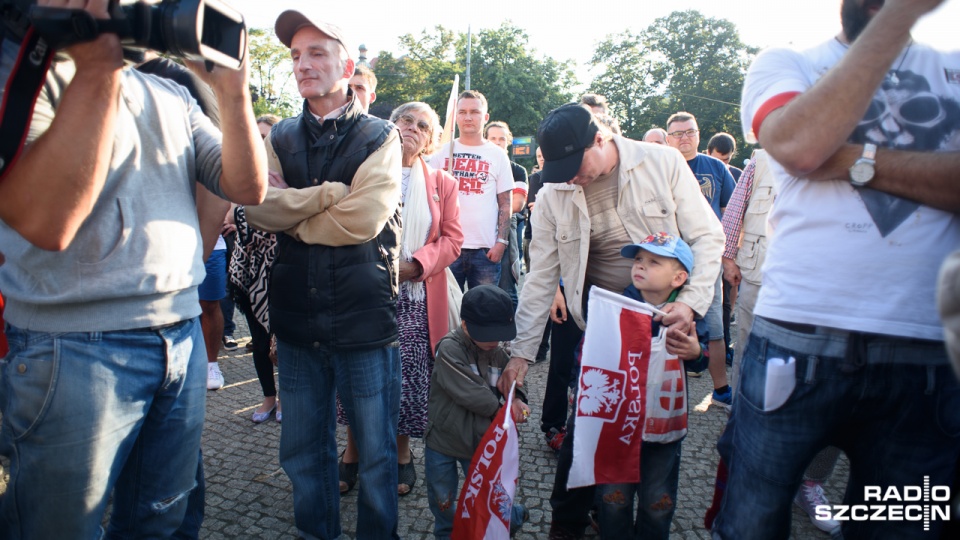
[849, 143, 877, 187]
[496, 238, 509, 246]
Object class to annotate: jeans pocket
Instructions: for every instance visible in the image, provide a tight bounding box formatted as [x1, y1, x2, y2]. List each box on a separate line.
[1, 334, 60, 441]
[738, 340, 798, 414]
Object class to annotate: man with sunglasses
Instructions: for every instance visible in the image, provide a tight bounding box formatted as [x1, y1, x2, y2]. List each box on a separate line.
[666, 111, 736, 408]
[712, 1, 960, 538]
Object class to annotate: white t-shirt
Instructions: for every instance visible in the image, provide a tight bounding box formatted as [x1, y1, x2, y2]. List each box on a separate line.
[429, 140, 514, 249]
[741, 38, 960, 340]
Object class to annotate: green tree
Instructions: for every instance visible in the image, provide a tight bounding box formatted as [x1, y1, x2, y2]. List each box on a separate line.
[590, 10, 758, 154]
[247, 28, 298, 118]
[373, 22, 578, 170]
[466, 22, 578, 170]
[372, 26, 462, 120]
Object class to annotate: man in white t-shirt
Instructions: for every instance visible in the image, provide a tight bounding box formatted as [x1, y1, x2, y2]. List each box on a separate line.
[713, 1, 960, 539]
[429, 90, 513, 290]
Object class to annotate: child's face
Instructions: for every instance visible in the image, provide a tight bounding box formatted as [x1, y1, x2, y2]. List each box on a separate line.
[632, 250, 686, 295]
[461, 321, 501, 351]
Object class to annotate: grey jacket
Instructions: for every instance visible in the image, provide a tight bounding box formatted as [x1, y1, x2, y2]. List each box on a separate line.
[425, 327, 527, 460]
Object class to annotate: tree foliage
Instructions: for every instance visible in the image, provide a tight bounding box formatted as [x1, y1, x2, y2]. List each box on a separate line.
[247, 28, 299, 118]
[371, 26, 462, 120]
[374, 22, 578, 170]
[465, 23, 578, 141]
[590, 10, 758, 154]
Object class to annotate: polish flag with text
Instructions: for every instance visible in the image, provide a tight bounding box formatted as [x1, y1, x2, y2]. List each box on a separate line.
[452, 382, 520, 540]
[567, 287, 687, 489]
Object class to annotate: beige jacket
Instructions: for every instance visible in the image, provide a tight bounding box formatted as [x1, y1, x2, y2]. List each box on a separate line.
[511, 136, 725, 361]
[736, 150, 777, 286]
[244, 130, 402, 246]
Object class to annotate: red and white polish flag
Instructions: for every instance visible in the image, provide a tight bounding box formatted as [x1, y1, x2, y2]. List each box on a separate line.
[452, 382, 520, 540]
[567, 287, 687, 489]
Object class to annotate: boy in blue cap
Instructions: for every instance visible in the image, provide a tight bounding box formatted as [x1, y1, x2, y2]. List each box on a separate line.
[589, 232, 707, 538]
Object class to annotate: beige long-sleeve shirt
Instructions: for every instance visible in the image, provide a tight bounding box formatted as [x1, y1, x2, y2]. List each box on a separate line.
[244, 130, 402, 247]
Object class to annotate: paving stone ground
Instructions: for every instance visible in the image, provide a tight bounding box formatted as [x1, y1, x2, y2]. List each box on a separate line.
[193, 314, 845, 539]
[0, 313, 846, 539]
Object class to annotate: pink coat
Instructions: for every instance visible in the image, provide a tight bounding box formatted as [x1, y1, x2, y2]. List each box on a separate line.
[409, 157, 463, 352]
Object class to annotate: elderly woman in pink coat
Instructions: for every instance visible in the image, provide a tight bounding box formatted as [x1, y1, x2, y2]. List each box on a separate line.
[339, 101, 463, 496]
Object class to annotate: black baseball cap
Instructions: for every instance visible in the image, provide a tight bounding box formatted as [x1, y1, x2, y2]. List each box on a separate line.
[537, 103, 599, 184]
[460, 285, 517, 342]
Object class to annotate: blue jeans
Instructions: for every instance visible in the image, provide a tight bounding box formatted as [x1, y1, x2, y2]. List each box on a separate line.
[713, 316, 960, 540]
[424, 447, 525, 539]
[277, 340, 401, 540]
[172, 451, 206, 540]
[0, 318, 206, 539]
[595, 440, 682, 540]
[449, 248, 501, 291]
[550, 384, 681, 538]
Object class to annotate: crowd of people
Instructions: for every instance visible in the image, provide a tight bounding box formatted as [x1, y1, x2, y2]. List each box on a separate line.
[0, 0, 958, 539]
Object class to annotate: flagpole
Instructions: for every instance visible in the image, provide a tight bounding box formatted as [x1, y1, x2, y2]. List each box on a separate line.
[441, 74, 460, 173]
[504, 380, 516, 428]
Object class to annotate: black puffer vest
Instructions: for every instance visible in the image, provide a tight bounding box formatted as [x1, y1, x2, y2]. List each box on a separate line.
[268, 97, 401, 350]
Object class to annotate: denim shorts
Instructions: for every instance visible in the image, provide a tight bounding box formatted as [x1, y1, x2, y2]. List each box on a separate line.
[704, 273, 723, 341]
[198, 249, 227, 301]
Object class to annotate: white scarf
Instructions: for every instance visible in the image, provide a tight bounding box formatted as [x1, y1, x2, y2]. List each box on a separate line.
[400, 159, 432, 301]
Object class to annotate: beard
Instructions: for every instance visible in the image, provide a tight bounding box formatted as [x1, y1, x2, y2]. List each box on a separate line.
[841, 0, 884, 42]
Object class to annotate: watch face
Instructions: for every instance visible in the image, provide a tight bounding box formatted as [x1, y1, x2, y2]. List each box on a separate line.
[850, 162, 875, 185]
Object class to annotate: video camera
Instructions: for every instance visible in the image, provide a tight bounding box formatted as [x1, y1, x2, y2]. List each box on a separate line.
[14, 0, 247, 69]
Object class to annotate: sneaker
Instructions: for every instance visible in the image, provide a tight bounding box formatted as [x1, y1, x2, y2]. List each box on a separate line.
[795, 480, 841, 533]
[222, 335, 239, 351]
[712, 387, 732, 409]
[545, 427, 566, 455]
[686, 369, 702, 378]
[509, 503, 529, 536]
[207, 362, 224, 390]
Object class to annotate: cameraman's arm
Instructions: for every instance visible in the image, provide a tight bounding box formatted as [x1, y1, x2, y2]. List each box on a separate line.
[186, 50, 267, 206]
[196, 185, 231, 261]
[0, 0, 123, 251]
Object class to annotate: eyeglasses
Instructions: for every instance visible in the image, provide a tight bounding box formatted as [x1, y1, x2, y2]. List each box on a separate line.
[667, 129, 699, 139]
[396, 114, 432, 135]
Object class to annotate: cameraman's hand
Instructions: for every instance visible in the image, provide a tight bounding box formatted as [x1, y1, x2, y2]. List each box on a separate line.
[185, 41, 250, 100]
[40, 0, 123, 71]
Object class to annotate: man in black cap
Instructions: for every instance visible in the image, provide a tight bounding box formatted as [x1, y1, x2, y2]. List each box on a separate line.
[499, 103, 724, 538]
[242, 9, 403, 540]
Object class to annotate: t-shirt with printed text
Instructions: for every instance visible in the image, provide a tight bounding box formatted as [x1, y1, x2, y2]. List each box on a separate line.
[429, 140, 514, 249]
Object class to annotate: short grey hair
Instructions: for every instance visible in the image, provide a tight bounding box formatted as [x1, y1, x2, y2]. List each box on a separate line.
[390, 102, 442, 155]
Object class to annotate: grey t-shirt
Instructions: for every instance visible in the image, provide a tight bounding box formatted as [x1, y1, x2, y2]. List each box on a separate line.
[0, 46, 225, 331]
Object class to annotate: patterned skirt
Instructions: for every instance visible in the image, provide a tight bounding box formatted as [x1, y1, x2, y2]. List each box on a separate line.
[336, 287, 434, 438]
